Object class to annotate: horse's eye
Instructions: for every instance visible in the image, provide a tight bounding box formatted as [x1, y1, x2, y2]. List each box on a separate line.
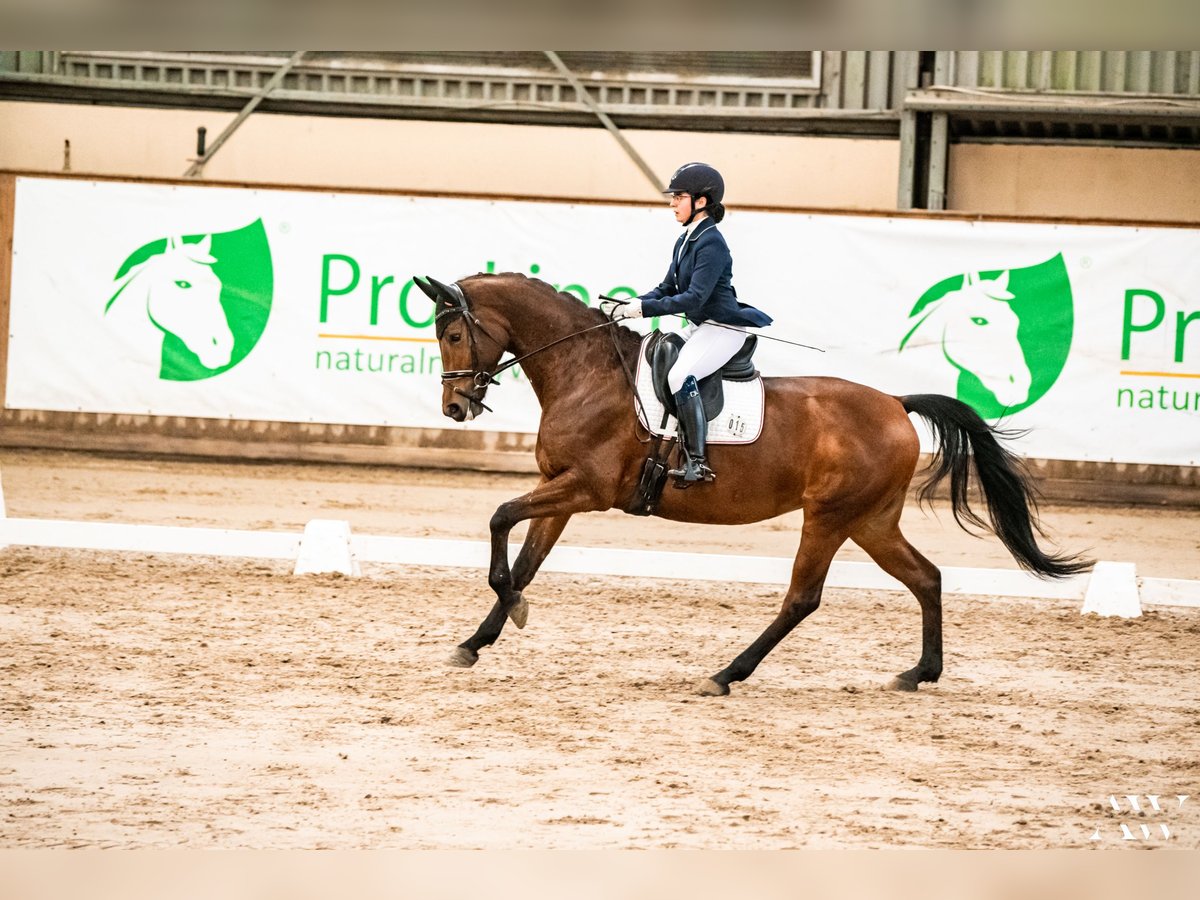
[448, 332, 463, 343]
[175, 279, 192, 289]
[970, 316, 988, 326]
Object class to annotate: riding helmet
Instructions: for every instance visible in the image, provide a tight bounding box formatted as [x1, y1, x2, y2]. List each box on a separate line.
[664, 162, 724, 205]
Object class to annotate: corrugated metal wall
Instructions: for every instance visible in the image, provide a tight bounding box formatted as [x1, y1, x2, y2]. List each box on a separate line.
[4, 51, 1199, 107]
[942, 51, 1200, 95]
[820, 51, 907, 110]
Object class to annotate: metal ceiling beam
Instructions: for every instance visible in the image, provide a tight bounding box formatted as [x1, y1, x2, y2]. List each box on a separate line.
[543, 50, 663, 197]
[905, 87, 1200, 123]
[183, 50, 307, 179]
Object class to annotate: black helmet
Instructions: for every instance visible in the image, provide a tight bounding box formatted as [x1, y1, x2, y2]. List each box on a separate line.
[664, 162, 724, 205]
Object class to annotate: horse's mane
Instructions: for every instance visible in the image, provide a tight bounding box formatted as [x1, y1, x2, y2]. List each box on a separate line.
[107, 260, 154, 312]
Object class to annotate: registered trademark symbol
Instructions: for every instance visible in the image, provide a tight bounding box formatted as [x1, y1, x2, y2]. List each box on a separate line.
[279, 222, 292, 234]
[1080, 256, 1092, 268]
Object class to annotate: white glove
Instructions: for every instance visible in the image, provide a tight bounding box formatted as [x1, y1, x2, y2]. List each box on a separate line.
[608, 299, 643, 320]
[600, 297, 640, 320]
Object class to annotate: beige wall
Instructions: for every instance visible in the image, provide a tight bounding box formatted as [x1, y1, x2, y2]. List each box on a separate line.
[6, 98, 1197, 223]
[949, 143, 1200, 223]
[0, 100, 900, 210]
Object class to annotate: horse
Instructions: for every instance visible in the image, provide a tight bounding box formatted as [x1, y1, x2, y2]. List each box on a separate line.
[414, 272, 1090, 696]
[899, 270, 1031, 408]
[107, 235, 233, 370]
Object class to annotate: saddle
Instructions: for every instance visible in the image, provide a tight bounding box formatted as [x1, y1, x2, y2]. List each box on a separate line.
[644, 331, 759, 421]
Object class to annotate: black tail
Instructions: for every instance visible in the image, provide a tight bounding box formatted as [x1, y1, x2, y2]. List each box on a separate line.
[901, 394, 1093, 579]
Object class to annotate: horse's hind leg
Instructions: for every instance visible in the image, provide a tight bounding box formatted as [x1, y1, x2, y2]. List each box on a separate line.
[698, 520, 845, 697]
[852, 516, 943, 691]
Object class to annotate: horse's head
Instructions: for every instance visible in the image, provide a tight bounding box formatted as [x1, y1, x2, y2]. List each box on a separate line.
[415, 275, 510, 422]
[147, 236, 233, 369]
[110, 235, 234, 369]
[904, 270, 1031, 408]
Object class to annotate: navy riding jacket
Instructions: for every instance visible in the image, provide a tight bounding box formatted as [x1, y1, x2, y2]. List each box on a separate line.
[638, 218, 772, 328]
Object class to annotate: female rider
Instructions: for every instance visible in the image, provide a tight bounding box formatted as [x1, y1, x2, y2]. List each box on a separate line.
[604, 162, 772, 483]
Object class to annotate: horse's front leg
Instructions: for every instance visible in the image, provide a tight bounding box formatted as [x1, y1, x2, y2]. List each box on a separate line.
[450, 474, 590, 667]
[450, 513, 570, 668]
[502, 512, 572, 630]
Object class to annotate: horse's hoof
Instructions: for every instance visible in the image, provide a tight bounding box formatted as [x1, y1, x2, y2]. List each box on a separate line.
[507, 592, 528, 630]
[447, 646, 479, 668]
[884, 675, 919, 692]
[695, 678, 730, 697]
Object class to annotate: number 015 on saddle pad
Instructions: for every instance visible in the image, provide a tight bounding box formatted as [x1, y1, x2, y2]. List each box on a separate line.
[635, 332, 765, 444]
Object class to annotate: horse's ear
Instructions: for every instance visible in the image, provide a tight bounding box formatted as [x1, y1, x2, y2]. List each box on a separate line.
[188, 234, 217, 264]
[413, 277, 440, 303]
[425, 275, 460, 307]
[992, 270, 1014, 299]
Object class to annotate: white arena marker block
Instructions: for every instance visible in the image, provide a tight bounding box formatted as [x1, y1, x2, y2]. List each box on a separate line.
[294, 519, 361, 577]
[1081, 561, 1141, 618]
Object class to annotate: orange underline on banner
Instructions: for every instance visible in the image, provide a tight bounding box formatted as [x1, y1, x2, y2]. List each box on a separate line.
[317, 333, 437, 344]
[1119, 370, 1200, 379]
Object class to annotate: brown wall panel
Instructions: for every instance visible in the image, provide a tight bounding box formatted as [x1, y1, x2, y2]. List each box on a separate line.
[949, 143, 1200, 223]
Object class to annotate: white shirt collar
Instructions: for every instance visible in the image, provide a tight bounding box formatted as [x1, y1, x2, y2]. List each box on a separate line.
[683, 214, 709, 240]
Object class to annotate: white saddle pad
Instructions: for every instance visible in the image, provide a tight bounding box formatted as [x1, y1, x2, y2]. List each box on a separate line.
[634, 337, 765, 445]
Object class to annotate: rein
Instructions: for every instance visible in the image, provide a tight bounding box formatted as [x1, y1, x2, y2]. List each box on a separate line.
[490, 320, 622, 379]
[434, 279, 817, 428]
[602, 308, 655, 444]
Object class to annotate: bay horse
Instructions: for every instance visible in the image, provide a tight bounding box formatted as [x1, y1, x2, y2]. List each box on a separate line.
[414, 273, 1090, 696]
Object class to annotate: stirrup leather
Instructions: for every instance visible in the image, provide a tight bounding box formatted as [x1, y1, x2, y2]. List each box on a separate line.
[669, 375, 716, 484]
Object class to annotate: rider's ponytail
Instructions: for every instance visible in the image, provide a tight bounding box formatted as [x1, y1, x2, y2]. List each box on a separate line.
[708, 200, 725, 224]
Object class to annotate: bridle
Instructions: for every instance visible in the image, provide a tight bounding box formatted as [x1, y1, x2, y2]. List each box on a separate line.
[423, 277, 624, 416]
[433, 281, 507, 413]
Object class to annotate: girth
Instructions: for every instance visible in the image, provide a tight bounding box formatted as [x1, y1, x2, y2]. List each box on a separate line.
[644, 331, 759, 421]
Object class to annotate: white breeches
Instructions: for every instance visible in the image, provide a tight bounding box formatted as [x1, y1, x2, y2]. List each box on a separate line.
[667, 321, 748, 394]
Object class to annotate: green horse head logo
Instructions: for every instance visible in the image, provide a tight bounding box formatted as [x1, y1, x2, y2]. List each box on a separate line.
[899, 253, 1074, 417]
[106, 219, 273, 381]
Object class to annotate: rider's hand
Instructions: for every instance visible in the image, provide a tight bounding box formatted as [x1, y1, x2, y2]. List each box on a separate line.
[600, 298, 643, 321]
[599, 297, 625, 319]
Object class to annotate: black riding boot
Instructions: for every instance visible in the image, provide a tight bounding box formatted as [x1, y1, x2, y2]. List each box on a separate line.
[668, 375, 715, 484]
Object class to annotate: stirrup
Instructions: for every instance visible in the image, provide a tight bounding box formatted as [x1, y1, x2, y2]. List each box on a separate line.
[669, 456, 715, 485]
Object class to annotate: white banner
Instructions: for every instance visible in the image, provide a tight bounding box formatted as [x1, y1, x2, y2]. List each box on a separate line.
[6, 177, 1200, 465]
